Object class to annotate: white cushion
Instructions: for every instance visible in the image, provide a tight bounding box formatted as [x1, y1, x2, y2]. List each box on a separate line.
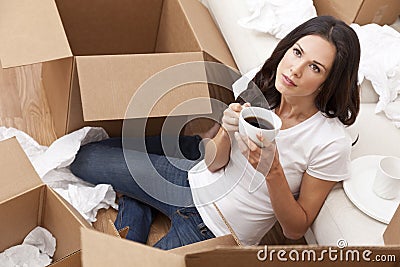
[348, 103, 400, 159]
[207, 0, 278, 74]
[311, 183, 386, 246]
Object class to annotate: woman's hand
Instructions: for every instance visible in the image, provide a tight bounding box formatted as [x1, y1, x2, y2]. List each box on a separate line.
[204, 102, 249, 172]
[234, 132, 277, 176]
[221, 103, 250, 134]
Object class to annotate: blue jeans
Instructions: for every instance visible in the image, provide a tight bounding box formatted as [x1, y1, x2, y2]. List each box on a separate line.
[70, 136, 215, 249]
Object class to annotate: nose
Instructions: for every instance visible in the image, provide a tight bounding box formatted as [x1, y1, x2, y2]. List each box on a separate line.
[290, 62, 303, 78]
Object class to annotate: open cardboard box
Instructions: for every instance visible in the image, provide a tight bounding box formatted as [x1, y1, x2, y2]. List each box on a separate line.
[81, 225, 400, 267]
[0, 137, 91, 266]
[313, 0, 400, 26]
[0, 0, 237, 138]
[51, 220, 129, 267]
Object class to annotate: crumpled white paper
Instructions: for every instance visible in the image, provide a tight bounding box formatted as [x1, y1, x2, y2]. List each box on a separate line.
[350, 23, 400, 128]
[0, 126, 118, 223]
[0, 227, 56, 267]
[238, 0, 317, 39]
[55, 182, 117, 222]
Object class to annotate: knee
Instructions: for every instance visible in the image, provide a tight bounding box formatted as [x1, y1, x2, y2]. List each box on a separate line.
[70, 143, 99, 180]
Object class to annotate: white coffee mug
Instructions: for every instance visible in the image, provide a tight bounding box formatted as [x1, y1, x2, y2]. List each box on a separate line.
[238, 107, 282, 147]
[372, 156, 400, 200]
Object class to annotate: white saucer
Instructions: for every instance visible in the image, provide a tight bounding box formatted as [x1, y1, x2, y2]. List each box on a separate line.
[343, 155, 400, 224]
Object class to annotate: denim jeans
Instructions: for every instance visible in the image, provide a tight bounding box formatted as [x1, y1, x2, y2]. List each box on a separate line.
[70, 136, 215, 249]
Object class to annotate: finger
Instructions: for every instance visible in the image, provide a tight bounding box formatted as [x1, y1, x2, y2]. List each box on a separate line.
[234, 132, 249, 154]
[222, 116, 239, 128]
[229, 103, 242, 112]
[223, 107, 240, 119]
[256, 132, 263, 142]
[243, 102, 251, 108]
[243, 135, 259, 152]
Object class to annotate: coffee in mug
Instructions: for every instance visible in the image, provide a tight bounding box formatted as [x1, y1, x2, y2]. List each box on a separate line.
[239, 107, 282, 147]
[244, 116, 275, 130]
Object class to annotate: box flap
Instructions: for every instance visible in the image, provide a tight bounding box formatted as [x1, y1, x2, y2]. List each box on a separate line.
[178, 0, 237, 69]
[0, 138, 42, 202]
[170, 235, 237, 255]
[0, 0, 72, 68]
[51, 251, 81, 267]
[384, 204, 400, 245]
[76, 53, 212, 121]
[314, 0, 364, 25]
[355, 0, 400, 25]
[81, 228, 185, 267]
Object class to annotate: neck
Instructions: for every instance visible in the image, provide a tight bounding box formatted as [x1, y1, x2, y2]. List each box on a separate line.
[276, 96, 318, 121]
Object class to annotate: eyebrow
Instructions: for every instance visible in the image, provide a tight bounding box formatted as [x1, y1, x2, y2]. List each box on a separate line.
[295, 43, 327, 71]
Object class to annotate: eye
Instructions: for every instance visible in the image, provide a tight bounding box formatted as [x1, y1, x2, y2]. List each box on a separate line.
[310, 64, 320, 73]
[293, 48, 301, 57]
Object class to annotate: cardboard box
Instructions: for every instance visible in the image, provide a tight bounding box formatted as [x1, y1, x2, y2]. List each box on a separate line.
[0, 0, 237, 138]
[314, 0, 400, 25]
[81, 227, 400, 266]
[51, 220, 127, 267]
[0, 137, 91, 266]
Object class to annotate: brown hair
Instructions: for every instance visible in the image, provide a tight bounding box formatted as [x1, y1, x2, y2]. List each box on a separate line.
[247, 16, 360, 126]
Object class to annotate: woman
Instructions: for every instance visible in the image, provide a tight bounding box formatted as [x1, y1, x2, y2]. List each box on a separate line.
[70, 16, 360, 249]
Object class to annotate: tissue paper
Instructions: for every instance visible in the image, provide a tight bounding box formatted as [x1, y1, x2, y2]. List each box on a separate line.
[0, 227, 56, 267]
[0, 126, 118, 223]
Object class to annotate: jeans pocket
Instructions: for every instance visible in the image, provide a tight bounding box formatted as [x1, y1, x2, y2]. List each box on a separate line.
[196, 222, 214, 238]
[175, 207, 215, 239]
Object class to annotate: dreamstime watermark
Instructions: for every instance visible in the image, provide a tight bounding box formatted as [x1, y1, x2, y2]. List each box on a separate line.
[256, 239, 397, 263]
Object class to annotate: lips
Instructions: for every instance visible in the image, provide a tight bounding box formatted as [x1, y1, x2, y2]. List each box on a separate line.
[282, 74, 297, 86]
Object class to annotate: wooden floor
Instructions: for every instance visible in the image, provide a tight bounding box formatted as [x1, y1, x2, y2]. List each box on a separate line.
[0, 63, 56, 146]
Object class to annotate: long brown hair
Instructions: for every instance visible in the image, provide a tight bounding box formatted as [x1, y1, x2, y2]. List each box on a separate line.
[249, 16, 360, 126]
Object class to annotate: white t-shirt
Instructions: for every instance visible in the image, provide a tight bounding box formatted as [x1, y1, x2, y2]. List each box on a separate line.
[188, 111, 352, 246]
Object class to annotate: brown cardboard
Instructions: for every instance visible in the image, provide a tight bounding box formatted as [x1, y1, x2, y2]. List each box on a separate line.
[314, 0, 400, 26]
[0, 0, 237, 138]
[51, 251, 81, 267]
[81, 228, 185, 267]
[81, 228, 400, 267]
[383, 204, 400, 245]
[81, 228, 237, 267]
[170, 234, 237, 255]
[0, 0, 71, 68]
[0, 138, 90, 266]
[0, 136, 43, 201]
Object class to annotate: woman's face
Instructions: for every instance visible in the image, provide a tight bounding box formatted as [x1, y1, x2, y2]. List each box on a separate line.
[275, 35, 336, 99]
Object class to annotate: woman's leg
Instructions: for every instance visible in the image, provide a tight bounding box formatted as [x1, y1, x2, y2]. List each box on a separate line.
[70, 140, 198, 217]
[99, 135, 204, 160]
[70, 139, 214, 249]
[153, 207, 215, 250]
[114, 195, 156, 243]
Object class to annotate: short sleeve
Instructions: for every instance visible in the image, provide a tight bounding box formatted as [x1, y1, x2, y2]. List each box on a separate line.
[232, 64, 262, 99]
[306, 136, 352, 182]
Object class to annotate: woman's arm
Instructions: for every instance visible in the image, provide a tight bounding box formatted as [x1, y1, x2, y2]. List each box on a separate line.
[266, 155, 336, 239]
[205, 103, 250, 172]
[235, 133, 337, 240]
[204, 127, 231, 172]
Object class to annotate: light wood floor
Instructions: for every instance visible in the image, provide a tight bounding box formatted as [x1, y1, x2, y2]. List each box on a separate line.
[0, 63, 56, 146]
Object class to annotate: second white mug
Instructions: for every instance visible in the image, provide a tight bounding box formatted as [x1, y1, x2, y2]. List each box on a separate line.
[372, 156, 400, 200]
